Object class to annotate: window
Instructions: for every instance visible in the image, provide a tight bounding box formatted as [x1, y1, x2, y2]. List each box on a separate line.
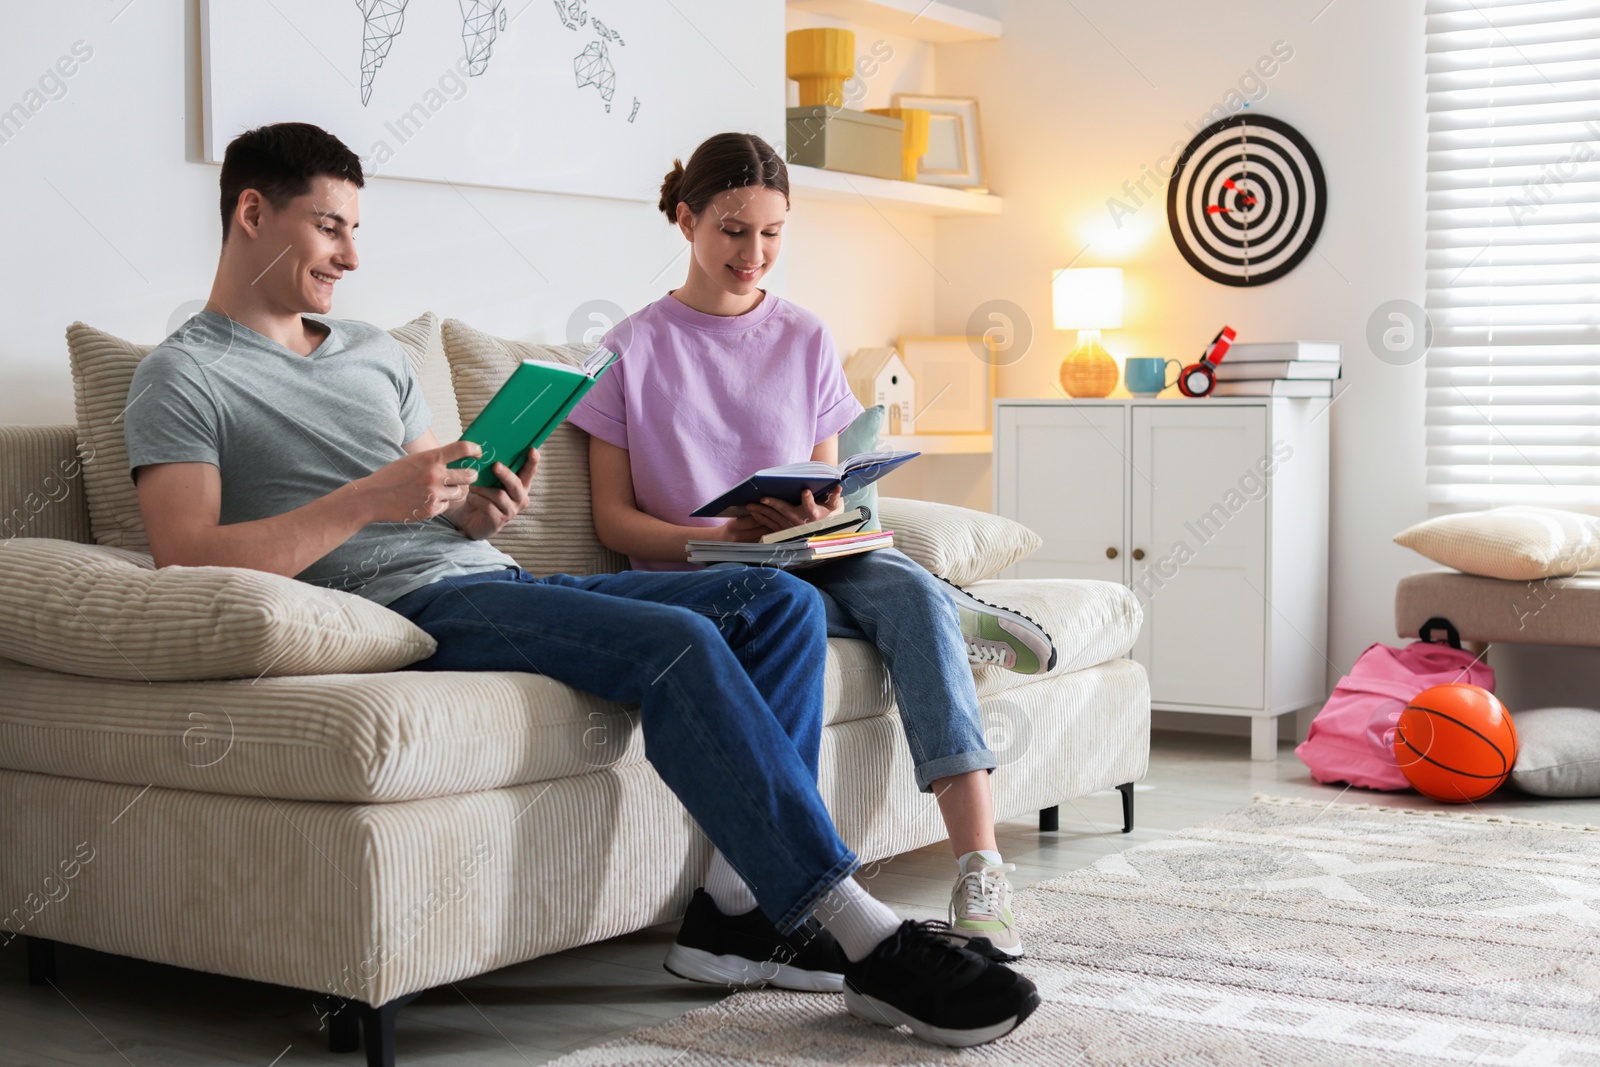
[1424, 0, 1600, 507]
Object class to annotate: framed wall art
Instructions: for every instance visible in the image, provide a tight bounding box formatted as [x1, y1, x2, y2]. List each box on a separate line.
[896, 335, 995, 434]
[889, 94, 985, 189]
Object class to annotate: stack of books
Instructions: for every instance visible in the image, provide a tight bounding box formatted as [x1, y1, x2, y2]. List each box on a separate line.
[1213, 341, 1341, 397]
[687, 528, 895, 569]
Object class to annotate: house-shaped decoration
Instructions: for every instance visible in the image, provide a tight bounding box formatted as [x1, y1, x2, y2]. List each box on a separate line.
[845, 347, 916, 435]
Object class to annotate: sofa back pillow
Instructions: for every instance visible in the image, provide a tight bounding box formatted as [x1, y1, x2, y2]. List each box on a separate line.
[840, 405, 886, 529]
[389, 312, 464, 444]
[876, 497, 1043, 586]
[0, 540, 435, 681]
[66, 313, 457, 553]
[440, 319, 628, 576]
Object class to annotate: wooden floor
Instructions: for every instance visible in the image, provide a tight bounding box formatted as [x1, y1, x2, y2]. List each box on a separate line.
[7, 731, 1599, 1066]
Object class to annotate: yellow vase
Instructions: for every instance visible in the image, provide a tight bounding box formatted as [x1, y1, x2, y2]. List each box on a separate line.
[786, 28, 855, 109]
[1059, 331, 1119, 398]
[867, 107, 930, 182]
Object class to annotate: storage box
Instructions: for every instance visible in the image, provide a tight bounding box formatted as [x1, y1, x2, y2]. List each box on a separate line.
[785, 106, 904, 180]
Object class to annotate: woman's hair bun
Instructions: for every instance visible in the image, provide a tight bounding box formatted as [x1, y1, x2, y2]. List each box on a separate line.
[658, 159, 686, 221]
[660, 135, 789, 225]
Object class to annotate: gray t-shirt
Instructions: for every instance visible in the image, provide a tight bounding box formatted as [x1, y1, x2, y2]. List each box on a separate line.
[124, 311, 516, 605]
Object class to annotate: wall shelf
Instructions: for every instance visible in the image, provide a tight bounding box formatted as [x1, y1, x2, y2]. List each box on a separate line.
[788, 164, 1001, 216]
[884, 433, 992, 454]
[786, 0, 1002, 42]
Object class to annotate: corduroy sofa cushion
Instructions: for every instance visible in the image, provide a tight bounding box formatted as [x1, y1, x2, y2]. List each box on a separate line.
[0, 540, 435, 681]
[0, 634, 897, 803]
[877, 497, 1044, 585]
[440, 319, 627, 576]
[65, 313, 458, 553]
[964, 578, 1143, 690]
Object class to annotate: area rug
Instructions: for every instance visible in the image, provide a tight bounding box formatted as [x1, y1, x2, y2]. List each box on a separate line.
[547, 796, 1600, 1065]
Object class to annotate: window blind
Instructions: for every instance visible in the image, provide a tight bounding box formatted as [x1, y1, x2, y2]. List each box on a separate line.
[1424, 0, 1600, 507]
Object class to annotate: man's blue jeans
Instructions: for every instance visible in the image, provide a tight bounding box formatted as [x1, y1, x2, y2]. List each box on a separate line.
[385, 565, 856, 932]
[799, 548, 995, 792]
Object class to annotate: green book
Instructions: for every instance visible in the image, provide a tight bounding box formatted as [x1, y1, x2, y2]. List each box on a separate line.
[450, 345, 619, 487]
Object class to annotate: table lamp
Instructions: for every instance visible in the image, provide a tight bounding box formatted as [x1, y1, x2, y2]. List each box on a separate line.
[1053, 267, 1124, 398]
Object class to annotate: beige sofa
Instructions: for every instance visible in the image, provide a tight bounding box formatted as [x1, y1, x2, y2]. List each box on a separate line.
[0, 318, 1150, 1065]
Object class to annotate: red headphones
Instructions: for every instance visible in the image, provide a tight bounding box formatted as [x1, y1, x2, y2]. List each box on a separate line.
[1177, 326, 1237, 398]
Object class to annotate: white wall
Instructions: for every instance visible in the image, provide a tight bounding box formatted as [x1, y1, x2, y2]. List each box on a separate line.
[0, 0, 782, 426]
[784, 1, 1431, 700]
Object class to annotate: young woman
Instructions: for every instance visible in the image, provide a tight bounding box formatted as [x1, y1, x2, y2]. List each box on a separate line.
[569, 133, 1056, 962]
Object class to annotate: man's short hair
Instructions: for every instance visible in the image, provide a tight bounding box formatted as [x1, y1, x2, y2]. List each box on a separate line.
[219, 123, 364, 243]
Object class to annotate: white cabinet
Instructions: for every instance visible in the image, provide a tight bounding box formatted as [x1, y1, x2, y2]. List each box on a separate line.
[996, 399, 1330, 760]
[1006, 405, 1126, 585]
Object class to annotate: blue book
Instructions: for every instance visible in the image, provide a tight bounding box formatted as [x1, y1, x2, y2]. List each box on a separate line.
[690, 451, 920, 518]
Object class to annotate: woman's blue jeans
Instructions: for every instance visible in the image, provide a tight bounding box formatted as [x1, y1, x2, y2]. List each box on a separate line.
[385, 565, 855, 932]
[798, 548, 995, 791]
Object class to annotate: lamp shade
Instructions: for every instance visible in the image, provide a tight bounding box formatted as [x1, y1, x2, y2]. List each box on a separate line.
[1052, 268, 1124, 331]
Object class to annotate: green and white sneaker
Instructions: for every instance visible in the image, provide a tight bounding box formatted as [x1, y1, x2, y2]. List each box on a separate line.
[939, 578, 1057, 675]
[949, 854, 1023, 960]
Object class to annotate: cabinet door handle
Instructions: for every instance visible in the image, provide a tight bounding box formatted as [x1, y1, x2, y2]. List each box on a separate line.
[1105, 547, 1118, 559]
[1131, 548, 1146, 561]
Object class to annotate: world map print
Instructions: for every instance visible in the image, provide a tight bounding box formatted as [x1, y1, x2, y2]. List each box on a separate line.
[354, 0, 638, 120]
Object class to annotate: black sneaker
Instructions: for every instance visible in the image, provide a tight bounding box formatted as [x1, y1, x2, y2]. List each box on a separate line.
[843, 920, 1040, 1047]
[664, 888, 848, 993]
[922, 919, 1019, 964]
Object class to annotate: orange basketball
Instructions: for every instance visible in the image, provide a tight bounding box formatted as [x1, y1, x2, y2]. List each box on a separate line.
[1393, 683, 1517, 803]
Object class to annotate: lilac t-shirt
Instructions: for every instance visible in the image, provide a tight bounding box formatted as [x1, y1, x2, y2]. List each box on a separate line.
[568, 292, 864, 571]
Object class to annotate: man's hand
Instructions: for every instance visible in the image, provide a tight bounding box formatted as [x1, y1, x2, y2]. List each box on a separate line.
[744, 486, 844, 532]
[358, 441, 484, 524]
[442, 448, 540, 540]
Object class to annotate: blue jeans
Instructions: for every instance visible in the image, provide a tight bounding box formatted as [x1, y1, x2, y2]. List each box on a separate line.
[798, 548, 994, 791]
[385, 566, 855, 932]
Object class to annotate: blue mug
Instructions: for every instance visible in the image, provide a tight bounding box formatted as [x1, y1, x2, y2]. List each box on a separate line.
[1125, 357, 1182, 397]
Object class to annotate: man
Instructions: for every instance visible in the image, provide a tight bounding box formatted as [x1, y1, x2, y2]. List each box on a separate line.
[124, 122, 1037, 1048]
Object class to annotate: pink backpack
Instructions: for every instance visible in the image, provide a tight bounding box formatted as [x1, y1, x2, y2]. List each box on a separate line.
[1295, 621, 1496, 791]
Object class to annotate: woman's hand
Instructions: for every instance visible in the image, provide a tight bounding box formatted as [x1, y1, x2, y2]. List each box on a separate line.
[718, 513, 771, 543]
[745, 486, 844, 532]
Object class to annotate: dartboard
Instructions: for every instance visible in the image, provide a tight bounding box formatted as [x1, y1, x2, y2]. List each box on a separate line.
[1167, 114, 1326, 287]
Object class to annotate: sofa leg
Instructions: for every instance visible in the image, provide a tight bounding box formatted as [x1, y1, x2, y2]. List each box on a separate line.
[361, 991, 422, 1067]
[1118, 782, 1134, 834]
[325, 996, 360, 1054]
[1038, 806, 1059, 832]
[26, 937, 56, 986]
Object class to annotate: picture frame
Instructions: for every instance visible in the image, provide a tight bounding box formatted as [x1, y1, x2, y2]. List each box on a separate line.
[895, 336, 996, 434]
[890, 93, 985, 189]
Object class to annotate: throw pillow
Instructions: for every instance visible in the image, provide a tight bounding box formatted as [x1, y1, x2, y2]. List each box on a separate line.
[838, 404, 885, 529]
[1394, 506, 1600, 581]
[876, 497, 1043, 586]
[0, 540, 436, 681]
[440, 319, 628, 576]
[1510, 706, 1600, 798]
[66, 324, 154, 551]
[388, 313, 464, 444]
[66, 313, 454, 553]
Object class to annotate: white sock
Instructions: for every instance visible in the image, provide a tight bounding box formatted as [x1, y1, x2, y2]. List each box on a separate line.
[704, 850, 759, 915]
[959, 849, 1004, 873]
[812, 877, 903, 962]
